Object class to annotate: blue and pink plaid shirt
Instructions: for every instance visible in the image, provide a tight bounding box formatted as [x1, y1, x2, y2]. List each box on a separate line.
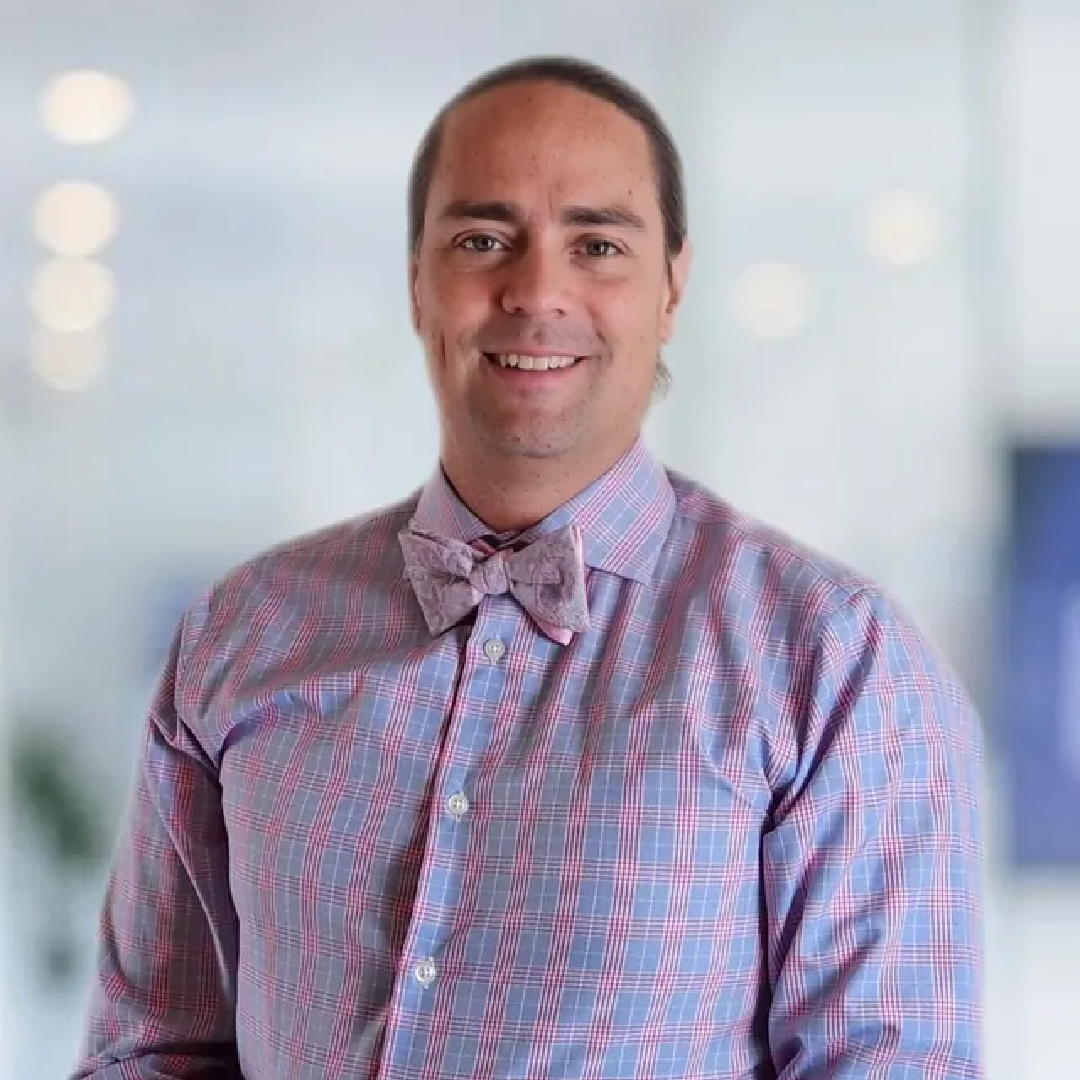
[74, 440, 984, 1080]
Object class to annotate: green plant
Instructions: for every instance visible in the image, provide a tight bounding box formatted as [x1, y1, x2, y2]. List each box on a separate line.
[9, 722, 109, 988]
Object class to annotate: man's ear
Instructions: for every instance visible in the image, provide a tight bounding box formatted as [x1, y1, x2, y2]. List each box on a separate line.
[660, 238, 693, 344]
[409, 253, 421, 333]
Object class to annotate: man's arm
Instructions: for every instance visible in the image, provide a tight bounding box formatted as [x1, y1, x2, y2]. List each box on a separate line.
[762, 588, 984, 1080]
[71, 614, 240, 1080]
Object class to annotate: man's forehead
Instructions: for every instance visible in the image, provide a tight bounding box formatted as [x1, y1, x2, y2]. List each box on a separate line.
[439, 81, 652, 168]
[431, 86, 655, 215]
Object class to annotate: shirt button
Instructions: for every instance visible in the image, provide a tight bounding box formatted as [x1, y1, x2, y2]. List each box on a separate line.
[414, 958, 437, 987]
[447, 791, 470, 820]
[483, 638, 506, 663]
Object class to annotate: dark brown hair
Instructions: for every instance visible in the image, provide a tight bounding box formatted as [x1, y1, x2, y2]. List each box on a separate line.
[407, 56, 688, 267]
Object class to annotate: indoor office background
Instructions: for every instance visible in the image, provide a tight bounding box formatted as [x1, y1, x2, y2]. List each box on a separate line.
[2, 0, 1077, 1077]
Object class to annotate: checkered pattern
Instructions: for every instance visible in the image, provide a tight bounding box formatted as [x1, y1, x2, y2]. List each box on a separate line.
[73, 440, 984, 1079]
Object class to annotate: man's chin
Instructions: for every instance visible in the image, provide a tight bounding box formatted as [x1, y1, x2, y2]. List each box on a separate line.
[479, 426, 583, 462]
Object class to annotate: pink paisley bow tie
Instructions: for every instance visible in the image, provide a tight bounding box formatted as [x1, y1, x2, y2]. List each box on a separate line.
[399, 523, 590, 645]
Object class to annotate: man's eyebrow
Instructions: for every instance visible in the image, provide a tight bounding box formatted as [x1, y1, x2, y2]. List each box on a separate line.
[561, 205, 647, 231]
[439, 200, 522, 224]
[437, 200, 648, 231]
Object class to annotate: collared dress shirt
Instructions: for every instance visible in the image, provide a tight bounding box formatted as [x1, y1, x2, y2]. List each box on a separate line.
[73, 440, 984, 1080]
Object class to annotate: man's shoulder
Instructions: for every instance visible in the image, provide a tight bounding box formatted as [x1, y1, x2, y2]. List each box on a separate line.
[226, 491, 421, 588]
[665, 467, 878, 624]
[185, 490, 422, 640]
[663, 468, 969, 706]
[165, 492, 424, 749]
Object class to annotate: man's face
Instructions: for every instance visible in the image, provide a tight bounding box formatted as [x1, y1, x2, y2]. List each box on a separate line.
[411, 80, 690, 471]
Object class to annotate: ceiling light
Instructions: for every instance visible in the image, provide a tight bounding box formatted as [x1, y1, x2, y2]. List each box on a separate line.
[40, 70, 134, 146]
[30, 329, 108, 392]
[733, 262, 814, 340]
[28, 259, 116, 333]
[864, 190, 942, 267]
[34, 181, 119, 258]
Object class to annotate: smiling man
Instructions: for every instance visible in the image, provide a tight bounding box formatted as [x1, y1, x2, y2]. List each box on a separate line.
[411, 73, 689, 532]
[73, 57, 985, 1080]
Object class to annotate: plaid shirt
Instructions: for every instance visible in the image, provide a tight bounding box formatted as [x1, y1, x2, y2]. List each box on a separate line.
[74, 440, 984, 1080]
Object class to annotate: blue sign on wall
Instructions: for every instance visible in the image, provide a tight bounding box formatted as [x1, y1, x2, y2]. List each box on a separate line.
[998, 444, 1080, 869]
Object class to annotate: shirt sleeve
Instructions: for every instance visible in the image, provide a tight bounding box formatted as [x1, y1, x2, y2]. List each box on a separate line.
[762, 587, 985, 1080]
[70, 610, 241, 1080]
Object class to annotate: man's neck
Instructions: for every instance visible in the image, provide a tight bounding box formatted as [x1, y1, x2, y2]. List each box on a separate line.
[440, 438, 638, 534]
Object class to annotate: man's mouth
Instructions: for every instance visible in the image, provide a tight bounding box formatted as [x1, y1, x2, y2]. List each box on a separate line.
[484, 352, 583, 371]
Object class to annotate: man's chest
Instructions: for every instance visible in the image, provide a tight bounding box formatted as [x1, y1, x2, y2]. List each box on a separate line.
[218, 591, 771, 994]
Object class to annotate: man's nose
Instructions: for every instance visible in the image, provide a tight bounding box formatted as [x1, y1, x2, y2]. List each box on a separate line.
[498, 243, 572, 317]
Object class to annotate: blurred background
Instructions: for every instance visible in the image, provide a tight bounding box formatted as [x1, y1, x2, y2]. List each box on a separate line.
[3, 0, 1078, 1076]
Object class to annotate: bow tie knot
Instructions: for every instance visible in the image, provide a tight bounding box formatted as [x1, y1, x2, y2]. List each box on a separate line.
[469, 550, 511, 596]
[399, 524, 589, 644]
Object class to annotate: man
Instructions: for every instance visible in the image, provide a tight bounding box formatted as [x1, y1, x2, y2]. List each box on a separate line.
[73, 56, 984, 1080]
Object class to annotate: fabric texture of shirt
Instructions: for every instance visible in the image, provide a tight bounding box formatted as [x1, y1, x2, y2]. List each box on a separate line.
[73, 440, 984, 1080]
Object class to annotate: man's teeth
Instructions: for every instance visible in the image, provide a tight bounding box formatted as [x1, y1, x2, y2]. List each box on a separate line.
[492, 353, 578, 371]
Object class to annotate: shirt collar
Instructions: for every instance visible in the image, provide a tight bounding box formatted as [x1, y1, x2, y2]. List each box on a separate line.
[409, 439, 676, 585]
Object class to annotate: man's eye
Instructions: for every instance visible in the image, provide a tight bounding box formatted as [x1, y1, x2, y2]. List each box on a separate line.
[460, 235, 505, 253]
[581, 239, 621, 258]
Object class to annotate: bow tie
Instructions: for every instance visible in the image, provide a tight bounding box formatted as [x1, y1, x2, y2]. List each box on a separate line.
[399, 523, 589, 644]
